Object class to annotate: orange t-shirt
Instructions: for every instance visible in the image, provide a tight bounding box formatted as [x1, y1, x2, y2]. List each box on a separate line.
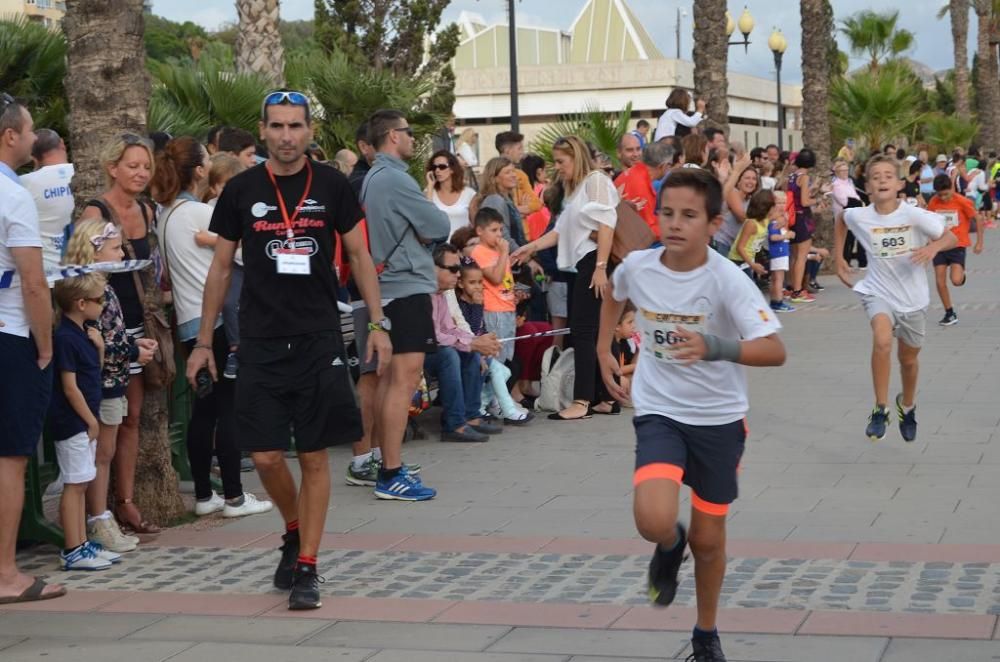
[470, 243, 516, 313]
[928, 194, 976, 248]
[614, 162, 657, 234]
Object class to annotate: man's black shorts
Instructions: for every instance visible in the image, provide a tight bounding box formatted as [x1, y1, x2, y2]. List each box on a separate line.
[383, 293, 437, 355]
[235, 330, 362, 453]
[932, 247, 966, 268]
[0, 333, 52, 457]
[633, 414, 746, 514]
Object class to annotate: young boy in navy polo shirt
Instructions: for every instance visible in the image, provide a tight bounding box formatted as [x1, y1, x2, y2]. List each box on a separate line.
[50, 273, 122, 571]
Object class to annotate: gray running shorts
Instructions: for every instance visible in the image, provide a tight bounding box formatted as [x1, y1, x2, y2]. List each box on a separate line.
[860, 294, 926, 349]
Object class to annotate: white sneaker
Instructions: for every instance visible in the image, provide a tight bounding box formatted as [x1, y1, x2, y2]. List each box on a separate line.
[88, 518, 137, 553]
[194, 492, 225, 516]
[61, 544, 112, 571]
[223, 492, 274, 518]
[109, 517, 140, 546]
[85, 540, 122, 564]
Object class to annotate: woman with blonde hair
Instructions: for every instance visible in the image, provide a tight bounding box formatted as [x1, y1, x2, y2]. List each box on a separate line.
[511, 135, 620, 421]
[77, 133, 163, 538]
[455, 128, 479, 168]
[472, 157, 526, 249]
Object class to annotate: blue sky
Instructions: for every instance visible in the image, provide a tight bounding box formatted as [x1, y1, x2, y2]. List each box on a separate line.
[152, 0, 973, 84]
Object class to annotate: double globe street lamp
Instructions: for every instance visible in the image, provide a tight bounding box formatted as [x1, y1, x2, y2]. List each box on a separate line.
[726, 6, 789, 150]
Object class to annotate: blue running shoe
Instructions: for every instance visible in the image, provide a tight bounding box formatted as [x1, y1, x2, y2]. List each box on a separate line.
[375, 471, 436, 501]
[896, 393, 917, 443]
[770, 301, 796, 313]
[866, 405, 890, 441]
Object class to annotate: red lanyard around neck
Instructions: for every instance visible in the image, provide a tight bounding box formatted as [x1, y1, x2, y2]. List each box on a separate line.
[265, 159, 313, 240]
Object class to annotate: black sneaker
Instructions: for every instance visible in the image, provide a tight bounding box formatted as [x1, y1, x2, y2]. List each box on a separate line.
[273, 531, 299, 590]
[647, 523, 687, 607]
[686, 634, 727, 662]
[939, 310, 958, 326]
[808, 280, 825, 292]
[223, 352, 239, 379]
[896, 393, 917, 443]
[288, 562, 323, 610]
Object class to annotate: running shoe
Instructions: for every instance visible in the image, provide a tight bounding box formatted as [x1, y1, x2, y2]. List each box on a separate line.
[808, 280, 825, 292]
[789, 291, 815, 303]
[770, 301, 796, 313]
[61, 543, 112, 571]
[288, 563, 323, 610]
[345, 455, 379, 486]
[686, 634, 728, 662]
[223, 352, 239, 379]
[939, 310, 958, 326]
[896, 393, 917, 443]
[374, 471, 436, 501]
[273, 531, 299, 590]
[865, 405, 890, 442]
[85, 540, 122, 564]
[647, 523, 687, 607]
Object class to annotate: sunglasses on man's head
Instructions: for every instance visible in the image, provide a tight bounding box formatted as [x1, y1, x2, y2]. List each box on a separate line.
[263, 90, 309, 108]
[0, 92, 14, 114]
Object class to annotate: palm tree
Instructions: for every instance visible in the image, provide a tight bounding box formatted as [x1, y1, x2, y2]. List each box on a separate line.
[530, 103, 634, 168]
[0, 16, 67, 138]
[64, 0, 186, 526]
[800, 0, 833, 178]
[839, 10, 915, 70]
[692, 0, 729, 135]
[830, 63, 926, 153]
[974, 0, 1000, 150]
[938, 0, 972, 117]
[923, 113, 979, 153]
[235, 0, 285, 86]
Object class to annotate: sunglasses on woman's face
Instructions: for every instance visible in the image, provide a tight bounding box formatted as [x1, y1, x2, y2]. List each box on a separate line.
[431, 163, 450, 171]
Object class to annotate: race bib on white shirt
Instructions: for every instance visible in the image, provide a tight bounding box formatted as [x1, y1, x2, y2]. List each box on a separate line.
[871, 225, 912, 258]
[937, 210, 959, 229]
[639, 309, 706, 364]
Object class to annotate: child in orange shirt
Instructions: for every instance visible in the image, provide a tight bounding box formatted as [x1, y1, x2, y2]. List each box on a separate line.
[471, 207, 517, 362]
[927, 174, 985, 325]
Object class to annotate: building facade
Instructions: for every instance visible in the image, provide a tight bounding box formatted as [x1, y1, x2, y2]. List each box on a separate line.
[451, 0, 802, 162]
[0, 0, 66, 27]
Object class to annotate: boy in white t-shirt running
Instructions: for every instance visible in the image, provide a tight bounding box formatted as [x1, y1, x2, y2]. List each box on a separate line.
[598, 168, 785, 662]
[835, 155, 958, 443]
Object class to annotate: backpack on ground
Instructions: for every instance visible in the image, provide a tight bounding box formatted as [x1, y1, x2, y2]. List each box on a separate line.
[535, 345, 575, 412]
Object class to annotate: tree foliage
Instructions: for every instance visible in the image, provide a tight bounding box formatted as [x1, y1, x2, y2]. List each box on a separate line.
[829, 62, 926, 152]
[921, 113, 979, 154]
[0, 15, 68, 137]
[529, 103, 633, 169]
[839, 10, 914, 70]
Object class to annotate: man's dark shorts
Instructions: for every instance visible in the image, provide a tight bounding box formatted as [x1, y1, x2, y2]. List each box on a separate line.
[235, 330, 362, 453]
[932, 247, 966, 268]
[353, 294, 437, 374]
[0, 333, 52, 456]
[633, 414, 746, 515]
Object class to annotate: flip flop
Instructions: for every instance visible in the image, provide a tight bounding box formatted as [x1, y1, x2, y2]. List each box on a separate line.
[0, 576, 66, 605]
[589, 401, 622, 416]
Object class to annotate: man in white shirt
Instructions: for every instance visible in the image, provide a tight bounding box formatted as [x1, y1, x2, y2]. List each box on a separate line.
[0, 93, 65, 603]
[19, 129, 74, 271]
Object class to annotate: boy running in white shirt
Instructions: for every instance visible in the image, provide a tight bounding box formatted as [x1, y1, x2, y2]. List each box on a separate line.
[598, 168, 786, 662]
[835, 155, 958, 443]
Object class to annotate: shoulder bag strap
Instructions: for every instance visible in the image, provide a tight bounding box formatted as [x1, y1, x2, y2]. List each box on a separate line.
[157, 200, 189, 283]
[360, 164, 413, 274]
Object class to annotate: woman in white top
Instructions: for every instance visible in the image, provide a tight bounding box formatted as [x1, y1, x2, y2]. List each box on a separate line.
[455, 128, 479, 168]
[151, 137, 271, 520]
[654, 89, 706, 142]
[512, 136, 620, 421]
[424, 150, 476, 240]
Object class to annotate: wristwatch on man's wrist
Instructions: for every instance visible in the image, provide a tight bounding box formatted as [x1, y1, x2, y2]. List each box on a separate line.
[368, 317, 392, 333]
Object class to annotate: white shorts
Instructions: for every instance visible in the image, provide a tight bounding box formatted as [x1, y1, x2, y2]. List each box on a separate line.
[769, 256, 789, 272]
[55, 431, 97, 484]
[100, 395, 128, 426]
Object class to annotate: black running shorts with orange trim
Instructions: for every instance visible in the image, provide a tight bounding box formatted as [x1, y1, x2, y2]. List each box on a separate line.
[633, 414, 746, 516]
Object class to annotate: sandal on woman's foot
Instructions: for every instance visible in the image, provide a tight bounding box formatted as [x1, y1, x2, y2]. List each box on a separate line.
[115, 499, 161, 536]
[0, 577, 66, 604]
[590, 401, 621, 415]
[547, 400, 592, 421]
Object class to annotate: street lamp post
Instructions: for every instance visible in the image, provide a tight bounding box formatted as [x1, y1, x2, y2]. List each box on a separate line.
[726, 7, 755, 53]
[768, 29, 788, 151]
[675, 7, 688, 59]
[507, 0, 519, 132]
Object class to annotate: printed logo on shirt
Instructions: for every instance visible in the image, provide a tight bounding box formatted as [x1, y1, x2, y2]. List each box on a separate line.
[265, 236, 319, 260]
[251, 201, 278, 218]
[758, 309, 771, 323]
[299, 199, 327, 213]
[331, 357, 344, 366]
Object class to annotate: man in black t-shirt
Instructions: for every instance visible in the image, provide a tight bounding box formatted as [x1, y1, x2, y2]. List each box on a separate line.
[186, 90, 391, 611]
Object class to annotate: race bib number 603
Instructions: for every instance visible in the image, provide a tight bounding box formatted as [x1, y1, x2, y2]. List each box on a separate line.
[871, 225, 913, 258]
[639, 309, 706, 364]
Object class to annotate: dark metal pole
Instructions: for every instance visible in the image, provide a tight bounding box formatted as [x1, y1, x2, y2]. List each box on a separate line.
[774, 50, 783, 151]
[675, 7, 681, 59]
[508, 0, 519, 132]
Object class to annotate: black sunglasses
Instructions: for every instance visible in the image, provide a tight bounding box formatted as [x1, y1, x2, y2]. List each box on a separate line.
[436, 263, 461, 273]
[430, 163, 450, 171]
[385, 126, 414, 138]
[0, 92, 16, 117]
[83, 296, 105, 305]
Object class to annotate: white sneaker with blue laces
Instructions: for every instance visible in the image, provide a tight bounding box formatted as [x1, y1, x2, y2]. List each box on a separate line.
[61, 543, 112, 571]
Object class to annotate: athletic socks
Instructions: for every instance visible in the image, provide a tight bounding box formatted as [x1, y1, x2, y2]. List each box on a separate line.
[352, 451, 373, 471]
[692, 626, 719, 641]
[286, 520, 299, 535]
[297, 554, 317, 567]
[657, 523, 685, 555]
[372, 447, 383, 463]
